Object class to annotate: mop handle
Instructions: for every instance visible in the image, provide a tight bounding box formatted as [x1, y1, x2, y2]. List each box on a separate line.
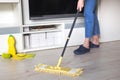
[61, 10, 80, 57]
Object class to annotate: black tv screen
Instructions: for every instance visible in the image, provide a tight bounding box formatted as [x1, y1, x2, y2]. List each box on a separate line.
[29, 0, 83, 20]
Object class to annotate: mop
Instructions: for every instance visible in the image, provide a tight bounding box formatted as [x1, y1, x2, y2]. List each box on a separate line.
[35, 11, 83, 77]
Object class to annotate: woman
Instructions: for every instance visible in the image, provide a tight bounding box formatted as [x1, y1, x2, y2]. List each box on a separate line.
[74, 0, 100, 55]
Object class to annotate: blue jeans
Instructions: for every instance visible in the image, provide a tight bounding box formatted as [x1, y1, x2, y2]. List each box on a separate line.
[84, 0, 100, 38]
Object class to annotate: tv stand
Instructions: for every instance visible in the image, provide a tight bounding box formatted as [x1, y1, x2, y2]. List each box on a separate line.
[21, 17, 85, 52]
[22, 23, 64, 52]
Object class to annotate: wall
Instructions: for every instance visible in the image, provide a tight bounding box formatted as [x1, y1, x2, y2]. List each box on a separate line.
[98, 0, 120, 42]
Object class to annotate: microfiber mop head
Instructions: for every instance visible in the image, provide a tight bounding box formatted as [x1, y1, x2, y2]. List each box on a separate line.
[35, 64, 83, 77]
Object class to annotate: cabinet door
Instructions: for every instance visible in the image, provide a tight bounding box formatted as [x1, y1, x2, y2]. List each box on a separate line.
[30, 33, 41, 48]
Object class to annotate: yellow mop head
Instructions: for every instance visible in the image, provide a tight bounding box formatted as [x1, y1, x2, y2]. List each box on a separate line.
[35, 64, 83, 77]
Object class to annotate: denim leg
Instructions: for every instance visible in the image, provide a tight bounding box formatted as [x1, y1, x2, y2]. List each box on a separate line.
[84, 0, 99, 38]
[93, 13, 100, 36]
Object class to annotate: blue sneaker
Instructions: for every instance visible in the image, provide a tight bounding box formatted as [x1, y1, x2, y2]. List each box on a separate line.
[74, 45, 90, 55]
[90, 42, 100, 48]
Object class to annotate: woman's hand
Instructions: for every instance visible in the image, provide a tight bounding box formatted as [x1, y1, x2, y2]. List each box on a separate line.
[77, 0, 84, 11]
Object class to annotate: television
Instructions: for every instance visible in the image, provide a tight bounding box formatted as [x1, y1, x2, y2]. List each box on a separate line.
[29, 0, 83, 20]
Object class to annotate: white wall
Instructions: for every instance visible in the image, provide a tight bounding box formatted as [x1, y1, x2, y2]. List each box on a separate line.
[98, 0, 120, 42]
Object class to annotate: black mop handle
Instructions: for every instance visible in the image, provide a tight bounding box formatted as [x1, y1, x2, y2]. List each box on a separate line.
[61, 11, 80, 57]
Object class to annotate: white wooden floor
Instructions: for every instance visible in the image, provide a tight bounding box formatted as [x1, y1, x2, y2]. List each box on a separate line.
[0, 41, 120, 80]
